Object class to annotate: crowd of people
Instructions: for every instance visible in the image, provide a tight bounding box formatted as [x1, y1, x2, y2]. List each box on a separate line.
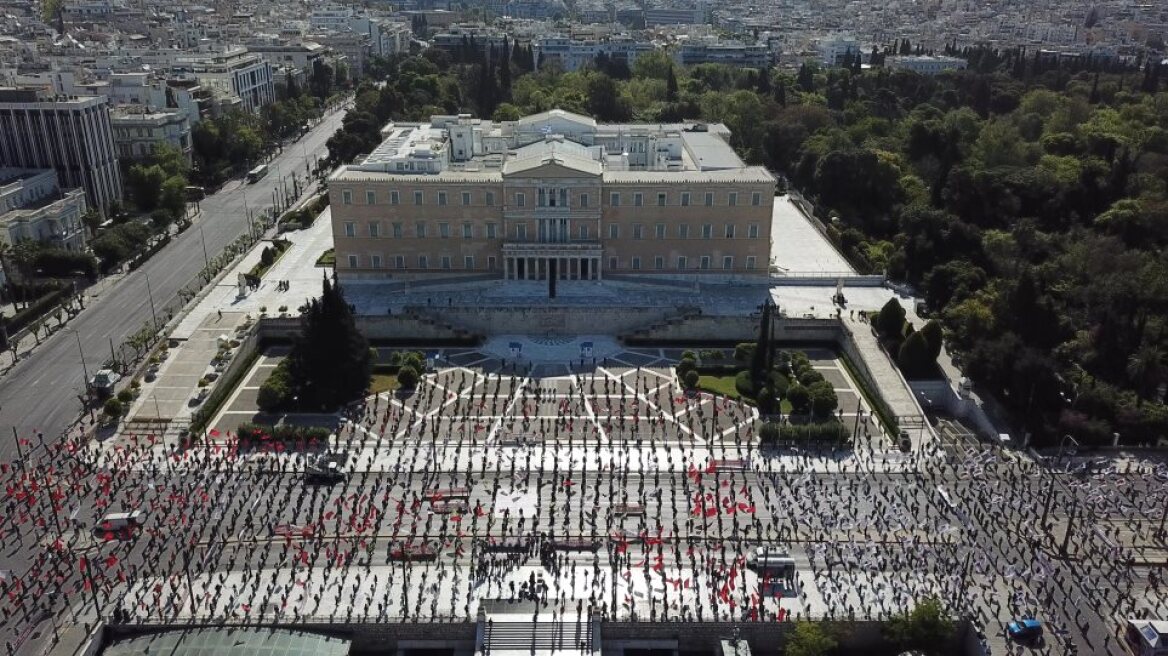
[0, 362, 1165, 656]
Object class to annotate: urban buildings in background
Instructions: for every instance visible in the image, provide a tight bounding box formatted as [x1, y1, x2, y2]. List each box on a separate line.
[329, 109, 775, 283]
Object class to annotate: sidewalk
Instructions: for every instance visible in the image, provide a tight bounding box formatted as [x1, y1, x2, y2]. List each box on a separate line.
[0, 273, 126, 379]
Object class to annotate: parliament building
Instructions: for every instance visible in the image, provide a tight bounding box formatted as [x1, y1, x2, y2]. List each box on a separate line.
[328, 109, 775, 282]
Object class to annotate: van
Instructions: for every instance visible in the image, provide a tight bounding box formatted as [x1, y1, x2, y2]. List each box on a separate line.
[92, 511, 146, 539]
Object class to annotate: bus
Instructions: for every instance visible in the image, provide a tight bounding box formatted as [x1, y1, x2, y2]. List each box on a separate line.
[747, 547, 797, 589]
[247, 164, 269, 183]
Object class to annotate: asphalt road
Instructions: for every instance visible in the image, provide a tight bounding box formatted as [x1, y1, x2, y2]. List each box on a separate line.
[0, 105, 347, 456]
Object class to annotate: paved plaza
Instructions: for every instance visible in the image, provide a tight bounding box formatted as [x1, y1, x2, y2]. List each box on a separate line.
[4, 346, 1168, 656]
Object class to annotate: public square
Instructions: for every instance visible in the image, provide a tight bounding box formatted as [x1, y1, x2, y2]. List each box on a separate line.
[3, 344, 1168, 655]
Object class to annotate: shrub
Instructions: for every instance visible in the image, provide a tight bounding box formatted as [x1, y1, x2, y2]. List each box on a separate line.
[788, 383, 811, 414]
[257, 362, 293, 411]
[734, 370, 755, 397]
[809, 380, 838, 417]
[260, 246, 276, 267]
[680, 349, 697, 361]
[759, 422, 781, 444]
[116, 389, 133, 404]
[734, 342, 756, 362]
[758, 421, 848, 444]
[397, 364, 420, 389]
[682, 369, 700, 389]
[676, 357, 697, 377]
[897, 330, 936, 379]
[920, 319, 944, 360]
[102, 397, 124, 417]
[33, 249, 98, 278]
[699, 349, 726, 361]
[770, 371, 790, 399]
[798, 369, 825, 387]
[757, 385, 778, 415]
[876, 297, 907, 339]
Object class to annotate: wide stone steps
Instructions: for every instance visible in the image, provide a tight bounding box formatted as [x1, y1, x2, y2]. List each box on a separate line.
[484, 619, 593, 654]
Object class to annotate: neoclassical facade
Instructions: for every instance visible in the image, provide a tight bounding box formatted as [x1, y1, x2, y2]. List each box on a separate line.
[329, 109, 775, 283]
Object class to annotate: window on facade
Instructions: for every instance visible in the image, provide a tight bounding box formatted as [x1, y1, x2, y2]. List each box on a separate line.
[608, 224, 619, 239]
[416, 222, 426, 238]
[414, 191, 423, 205]
[441, 256, 451, 269]
[344, 222, 355, 237]
[654, 256, 664, 270]
[488, 256, 496, 270]
[634, 193, 643, 207]
[579, 224, 589, 240]
[342, 190, 352, 205]
[752, 192, 762, 206]
[700, 256, 711, 270]
[723, 256, 733, 270]
[395, 255, 405, 269]
[610, 192, 620, 207]
[371, 255, 382, 268]
[366, 190, 376, 205]
[390, 190, 399, 205]
[633, 224, 643, 240]
[392, 222, 403, 238]
[347, 254, 358, 268]
[516, 224, 527, 240]
[439, 222, 450, 238]
[748, 224, 759, 239]
[655, 223, 665, 239]
[486, 191, 495, 206]
[464, 256, 474, 269]
[729, 192, 738, 207]
[632, 257, 641, 270]
[487, 222, 497, 239]
[438, 191, 447, 206]
[657, 193, 667, 207]
[677, 256, 687, 270]
[517, 193, 525, 207]
[702, 224, 712, 239]
[609, 257, 618, 270]
[463, 223, 473, 239]
[418, 255, 428, 269]
[369, 222, 379, 237]
[746, 256, 756, 270]
[681, 192, 690, 207]
[462, 192, 471, 206]
[705, 192, 714, 207]
[725, 224, 736, 238]
[580, 194, 589, 208]
[678, 224, 690, 239]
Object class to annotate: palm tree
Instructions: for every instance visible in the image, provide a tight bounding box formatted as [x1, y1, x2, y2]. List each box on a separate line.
[1127, 344, 1166, 403]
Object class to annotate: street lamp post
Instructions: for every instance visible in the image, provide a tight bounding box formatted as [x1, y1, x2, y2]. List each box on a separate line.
[198, 225, 210, 271]
[144, 272, 159, 332]
[71, 329, 90, 393]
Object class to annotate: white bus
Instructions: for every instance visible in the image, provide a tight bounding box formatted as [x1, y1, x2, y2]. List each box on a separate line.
[247, 164, 269, 183]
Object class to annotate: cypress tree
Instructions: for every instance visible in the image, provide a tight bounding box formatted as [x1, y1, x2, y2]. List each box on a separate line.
[286, 275, 372, 411]
[666, 64, 679, 102]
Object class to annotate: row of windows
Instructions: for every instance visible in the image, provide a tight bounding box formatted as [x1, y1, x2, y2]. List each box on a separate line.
[340, 188, 767, 208]
[342, 220, 761, 240]
[346, 253, 758, 271]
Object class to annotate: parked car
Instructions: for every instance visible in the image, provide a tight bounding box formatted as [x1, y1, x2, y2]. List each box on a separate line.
[1007, 619, 1043, 643]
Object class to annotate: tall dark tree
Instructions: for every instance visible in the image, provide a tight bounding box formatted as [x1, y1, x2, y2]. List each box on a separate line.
[751, 301, 772, 383]
[666, 64, 679, 102]
[286, 276, 372, 410]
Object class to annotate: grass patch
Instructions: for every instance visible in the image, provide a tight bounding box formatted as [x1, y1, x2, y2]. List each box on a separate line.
[697, 374, 792, 413]
[369, 373, 400, 395]
[248, 239, 291, 279]
[316, 248, 335, 267]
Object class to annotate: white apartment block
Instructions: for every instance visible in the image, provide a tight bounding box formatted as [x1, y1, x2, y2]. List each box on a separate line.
[0, 90, 122, 218]
[532, 37, 655, 72]
[0, 168, 88, 252]
[110, 108, 192, 161]
[819, 35, 860, 66]
[885, 55, 968, 75]
[175, 48, 275, 114]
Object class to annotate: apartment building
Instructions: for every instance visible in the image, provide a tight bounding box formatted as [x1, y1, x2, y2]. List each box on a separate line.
[0, 168, 88, 251]
[885, 55, 968, 75]
[532, 36, 655, 72]
[110, 108, 192, 161]
[329, 109, 774, 284]
[176, 47, 275, 114]
[0, 89, 122, 217]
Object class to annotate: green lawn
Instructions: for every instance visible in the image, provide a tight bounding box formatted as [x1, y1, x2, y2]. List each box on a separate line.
[316, 248, 335, 267]
[369, 373, 400, 395]
[697, 374, 792, 412]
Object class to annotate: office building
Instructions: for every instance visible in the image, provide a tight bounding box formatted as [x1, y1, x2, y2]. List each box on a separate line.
[0, 89, 121, 217]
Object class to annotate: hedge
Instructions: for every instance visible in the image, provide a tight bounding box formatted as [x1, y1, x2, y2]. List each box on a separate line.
[127, 234, 172, 272]
[236, 422, 332, 443]
[0, 284, 69, 346]
[759, 421, 849, 445]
